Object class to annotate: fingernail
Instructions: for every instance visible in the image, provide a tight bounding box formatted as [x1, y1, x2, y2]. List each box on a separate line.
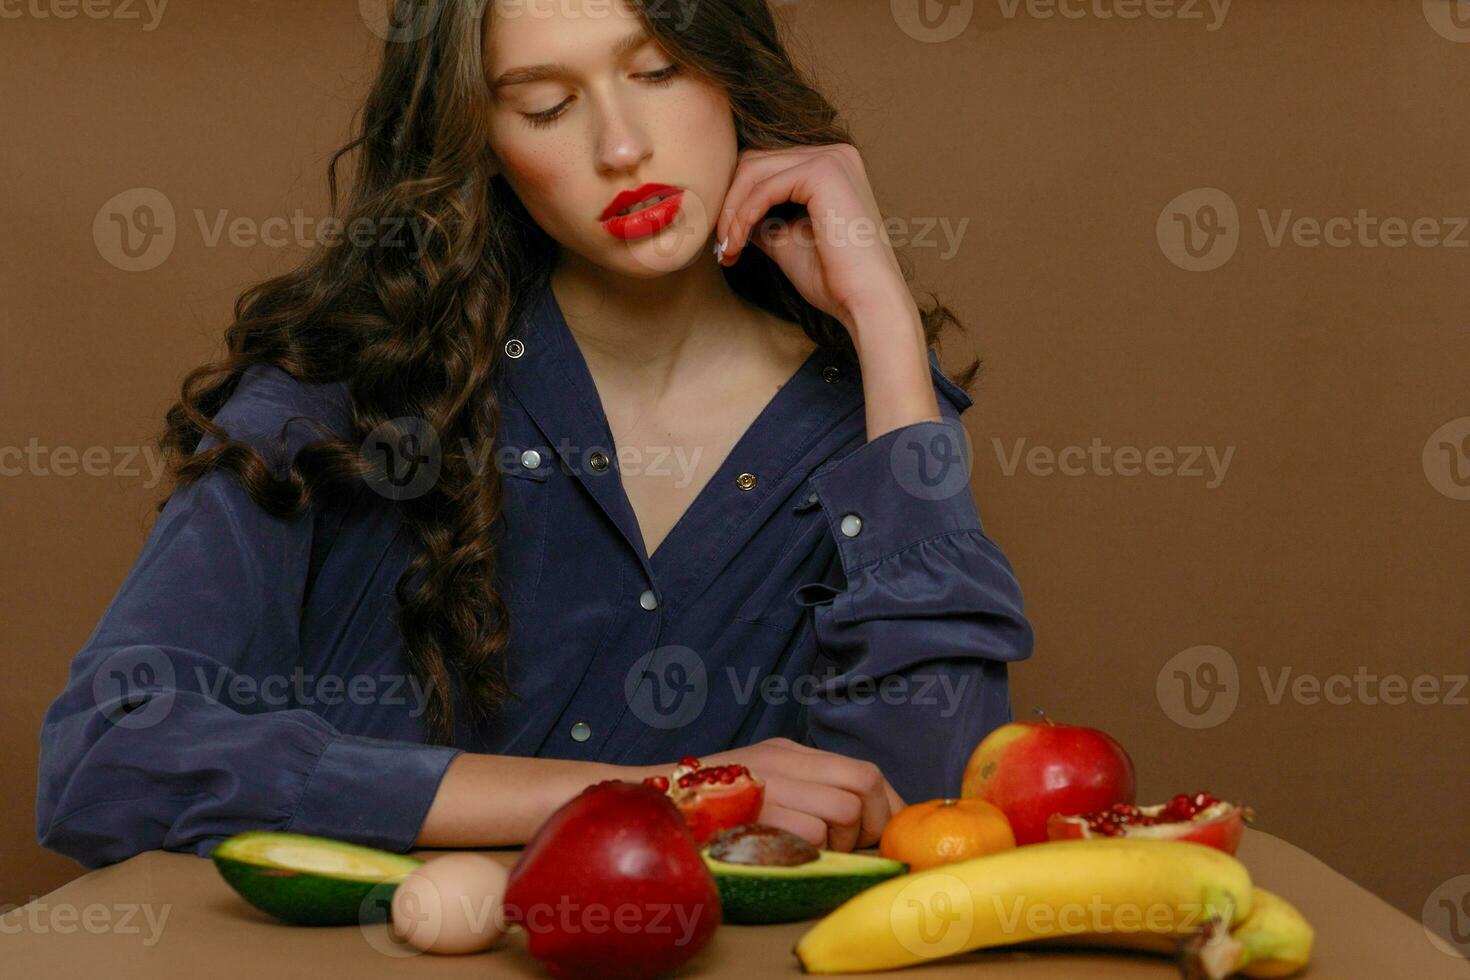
[713, 235, 728, 263]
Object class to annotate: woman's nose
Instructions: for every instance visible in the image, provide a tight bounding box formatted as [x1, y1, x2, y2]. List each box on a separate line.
[593, 96, 653, 175]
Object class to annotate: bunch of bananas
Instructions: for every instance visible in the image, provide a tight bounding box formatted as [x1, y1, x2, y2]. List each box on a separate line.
[794, 838, 1313, 978]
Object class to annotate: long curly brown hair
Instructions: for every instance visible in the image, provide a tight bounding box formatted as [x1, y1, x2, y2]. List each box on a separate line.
[154, 0, 980, 744]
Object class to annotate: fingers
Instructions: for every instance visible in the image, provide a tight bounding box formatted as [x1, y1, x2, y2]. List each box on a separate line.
[789, 751, 894, 846]
[717, 155, 826, 267]
[757, 802, 829, 848]
[757, 740, 899, 849]
[760, 774, 864, 853]
[885, 781, 907, 817]
[714, 149, 792, 246]
[702, 738, 904, 850]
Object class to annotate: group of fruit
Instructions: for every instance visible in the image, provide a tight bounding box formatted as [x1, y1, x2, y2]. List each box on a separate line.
[211, 726, 1311, 979]
[799, 714, 1308, 977]
[877, 713, 1251, 874]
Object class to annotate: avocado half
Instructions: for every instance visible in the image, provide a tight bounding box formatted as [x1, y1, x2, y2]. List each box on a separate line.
[212, 831, 423, 926]
[703, 849, 908, 924]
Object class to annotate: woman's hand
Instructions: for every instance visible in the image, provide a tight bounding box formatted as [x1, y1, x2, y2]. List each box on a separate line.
[713, 143, 942, 440]
[696, 737, 906, 852]
[714, 143, 912, 338]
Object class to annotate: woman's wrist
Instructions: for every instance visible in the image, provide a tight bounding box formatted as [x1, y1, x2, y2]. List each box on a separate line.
[844, 294, 943, 441]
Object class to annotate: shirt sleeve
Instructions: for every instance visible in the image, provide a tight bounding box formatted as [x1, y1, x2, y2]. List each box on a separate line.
[35, 365, 462, 868]
[794, 385, 1034, 805]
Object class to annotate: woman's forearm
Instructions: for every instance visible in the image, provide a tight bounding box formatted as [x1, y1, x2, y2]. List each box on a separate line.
[415, 753, 664, 847]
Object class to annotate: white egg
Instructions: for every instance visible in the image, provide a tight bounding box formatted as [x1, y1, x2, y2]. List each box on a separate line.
[390, 853, 509, 955]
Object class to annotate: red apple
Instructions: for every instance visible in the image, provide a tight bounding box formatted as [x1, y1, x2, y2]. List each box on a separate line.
[504, 780, 720, 980]
[961, 714, 1136, 845]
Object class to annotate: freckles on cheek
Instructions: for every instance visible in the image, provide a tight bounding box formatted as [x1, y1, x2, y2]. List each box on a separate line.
[504, 148, 567, 197]
[493, 128, 577, 222]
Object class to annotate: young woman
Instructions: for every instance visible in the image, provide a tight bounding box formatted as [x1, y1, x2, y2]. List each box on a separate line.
[37, 0, 1033, 867]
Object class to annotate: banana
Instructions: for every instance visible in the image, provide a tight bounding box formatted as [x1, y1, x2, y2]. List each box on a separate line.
[793, 838, 1253, 974]
[1035, 887, 1313, 978]
[1223, 887, 1314, 978]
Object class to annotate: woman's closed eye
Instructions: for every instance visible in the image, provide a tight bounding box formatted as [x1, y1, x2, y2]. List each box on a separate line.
[521, 64, 684, 130]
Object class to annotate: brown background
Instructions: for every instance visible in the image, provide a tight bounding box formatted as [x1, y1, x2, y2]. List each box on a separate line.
[3, 0, 1467, 951]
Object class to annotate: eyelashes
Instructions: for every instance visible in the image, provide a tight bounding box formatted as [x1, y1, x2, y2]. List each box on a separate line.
[520, 64, 683, 130]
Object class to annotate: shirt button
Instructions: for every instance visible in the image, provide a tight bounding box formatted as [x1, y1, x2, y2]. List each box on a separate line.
[588, 451, 610, 472]
[570, 721, 592, 742]
[840, 513, 863, 538]
[505, 338, 526, 359]
[639, 589, 659, 611]
[520, 449, 542, 470]
[822, 365, 842, 384]
[735, 472, 758, 491]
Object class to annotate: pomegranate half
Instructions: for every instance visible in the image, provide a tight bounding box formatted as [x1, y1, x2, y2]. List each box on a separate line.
[643, 756, 765, 846]
[1046, 792, 1251, 854]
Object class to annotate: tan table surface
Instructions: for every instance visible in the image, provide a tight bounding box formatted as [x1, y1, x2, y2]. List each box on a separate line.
[4, 830, 1466, 979]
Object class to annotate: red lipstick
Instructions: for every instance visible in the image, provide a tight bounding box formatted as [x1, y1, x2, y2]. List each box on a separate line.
[599, 182, 685, 240]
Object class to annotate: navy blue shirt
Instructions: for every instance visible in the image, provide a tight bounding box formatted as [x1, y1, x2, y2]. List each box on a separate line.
[36, 280, 1033, 867]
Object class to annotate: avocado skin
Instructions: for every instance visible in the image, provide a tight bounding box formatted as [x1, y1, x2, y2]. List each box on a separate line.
[211, 832, 421, 927]
[212, 856, 398, 926]
[708, 854, 908, 924]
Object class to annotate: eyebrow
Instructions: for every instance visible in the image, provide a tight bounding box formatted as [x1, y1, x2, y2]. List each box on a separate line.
[490, 29, 654, 90]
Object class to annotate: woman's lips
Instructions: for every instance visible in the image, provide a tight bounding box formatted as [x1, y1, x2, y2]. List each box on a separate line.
[599, 186, 685, 241]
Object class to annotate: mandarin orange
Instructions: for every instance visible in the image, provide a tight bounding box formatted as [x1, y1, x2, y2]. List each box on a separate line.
[879, 797, 1016, 871]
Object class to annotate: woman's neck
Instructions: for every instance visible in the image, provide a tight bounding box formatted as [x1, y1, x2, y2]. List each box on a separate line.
[549, 251, 769, 400]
